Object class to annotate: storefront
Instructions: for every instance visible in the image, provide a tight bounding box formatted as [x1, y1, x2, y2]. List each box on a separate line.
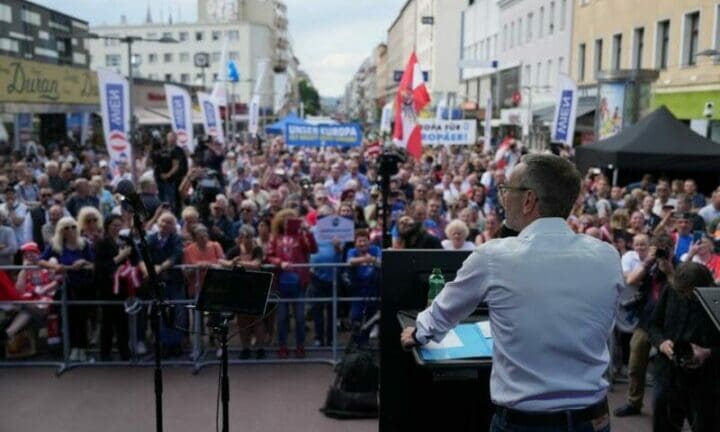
[652, 89, 720, 143]
[0, 54, 98, 149]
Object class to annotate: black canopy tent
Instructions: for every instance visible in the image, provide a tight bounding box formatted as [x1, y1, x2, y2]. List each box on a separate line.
[575, 106, 720, 190]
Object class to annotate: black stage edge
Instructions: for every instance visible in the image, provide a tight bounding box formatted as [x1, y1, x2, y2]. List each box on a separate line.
[380, 250, 494, 432]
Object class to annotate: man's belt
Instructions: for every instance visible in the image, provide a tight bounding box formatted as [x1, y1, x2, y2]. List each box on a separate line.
[497, 398, 609, 427]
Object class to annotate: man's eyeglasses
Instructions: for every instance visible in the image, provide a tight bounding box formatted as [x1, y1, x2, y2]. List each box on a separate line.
[497, 185, 532, 205]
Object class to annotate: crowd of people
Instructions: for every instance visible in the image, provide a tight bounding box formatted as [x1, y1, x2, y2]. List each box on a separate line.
[1, 128, 719, 426]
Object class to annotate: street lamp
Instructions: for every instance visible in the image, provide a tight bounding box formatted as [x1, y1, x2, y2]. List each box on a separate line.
[85, 32, 178, 182]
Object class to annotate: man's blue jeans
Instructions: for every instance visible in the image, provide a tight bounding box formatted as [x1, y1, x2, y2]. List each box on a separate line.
[309, 277, 334, 346]
[277, 272, 305, 347]
[490, 410, 610, 432]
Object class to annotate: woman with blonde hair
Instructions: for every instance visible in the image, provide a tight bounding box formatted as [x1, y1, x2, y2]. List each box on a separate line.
[266, 208, 317, 359]
[77, 206, 103, 246]
[442, 219, 475, 251]
[38, 216, 94, 362]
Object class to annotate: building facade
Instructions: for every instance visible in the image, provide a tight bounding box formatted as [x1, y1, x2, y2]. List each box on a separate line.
[0, 0, 90, 67]
[460, 0, 501, 114]
[88, 0, 292, 112]
[571, 0, 720, 140]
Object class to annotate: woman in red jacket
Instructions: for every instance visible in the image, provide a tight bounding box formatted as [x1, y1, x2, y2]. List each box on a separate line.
[266, 208, 318, 358]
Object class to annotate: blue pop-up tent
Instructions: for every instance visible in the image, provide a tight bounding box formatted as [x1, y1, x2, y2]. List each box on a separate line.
[265, 113, 307, 135]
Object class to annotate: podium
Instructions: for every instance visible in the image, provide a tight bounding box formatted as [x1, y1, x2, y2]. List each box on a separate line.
[380, 250, 494, 432]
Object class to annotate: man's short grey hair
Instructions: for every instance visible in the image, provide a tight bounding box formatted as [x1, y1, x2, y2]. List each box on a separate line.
[520, 154, 581, 218]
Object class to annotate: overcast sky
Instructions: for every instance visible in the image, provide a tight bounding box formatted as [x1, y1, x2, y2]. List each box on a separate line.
[33, 0, 405, 97]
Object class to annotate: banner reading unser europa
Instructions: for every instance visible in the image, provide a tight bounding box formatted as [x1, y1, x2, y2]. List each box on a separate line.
[97, 69, 131, 167]
[164, 84, 195, 153]
[198, 92, 225, 145]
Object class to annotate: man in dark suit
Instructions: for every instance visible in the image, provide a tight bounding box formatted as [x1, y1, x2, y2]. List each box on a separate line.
[146, 211, 186, 357]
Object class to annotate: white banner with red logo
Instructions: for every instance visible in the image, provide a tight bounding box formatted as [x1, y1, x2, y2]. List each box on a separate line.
[97, 69, 132, 167]
[164, 84, 195, 153]
[198, 92, 225, 145]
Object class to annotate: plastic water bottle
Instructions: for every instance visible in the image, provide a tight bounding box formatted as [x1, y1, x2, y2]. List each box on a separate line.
[427, 268, 445, 306]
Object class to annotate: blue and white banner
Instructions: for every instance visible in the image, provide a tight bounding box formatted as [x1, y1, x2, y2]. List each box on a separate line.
[418, 120, 477, 146]
[165, 84, 195, 153]
[97, 69, 131, 166]
[66, 112, 90, 145]
[484, 96, 493, 153]
[198, 92, 225, 145]
[15, 113, 32, 150]
[285, 123, 362, 147]
[380, 101, 393, 134]
[550, 74, 578, 146]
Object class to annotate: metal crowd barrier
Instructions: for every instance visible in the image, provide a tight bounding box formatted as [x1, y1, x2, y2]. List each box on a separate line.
[0, 263, 380, 375]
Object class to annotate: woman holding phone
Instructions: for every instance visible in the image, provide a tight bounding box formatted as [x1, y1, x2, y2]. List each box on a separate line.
[266, 208, 317, 359]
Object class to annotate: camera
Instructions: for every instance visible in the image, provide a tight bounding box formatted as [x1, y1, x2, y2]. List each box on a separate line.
[672, 340, 694, 367]
[703, 101, 715, 119]
[655, 248, 669, 260]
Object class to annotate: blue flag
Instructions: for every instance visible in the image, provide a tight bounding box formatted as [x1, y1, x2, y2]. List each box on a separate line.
[228, 60, 240, 82]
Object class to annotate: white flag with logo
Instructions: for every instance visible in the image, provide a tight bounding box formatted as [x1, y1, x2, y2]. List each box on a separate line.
[198, 92, 225, 145]
[550, 74, 578, 146]
[248, 94, 260, 137]
[380, 101, 394, 134]
[97, 69, 132, 167]
[164, 84, 195, 153]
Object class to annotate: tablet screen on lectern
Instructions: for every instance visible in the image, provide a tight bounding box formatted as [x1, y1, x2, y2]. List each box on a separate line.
[197, 269, 273, 316]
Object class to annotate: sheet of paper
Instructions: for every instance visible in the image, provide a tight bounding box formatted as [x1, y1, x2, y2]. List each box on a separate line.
[476, 321, 492, 338]
[423, 329, 463, 350]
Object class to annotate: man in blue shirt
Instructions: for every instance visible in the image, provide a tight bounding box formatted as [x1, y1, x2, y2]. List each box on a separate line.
[672, 212, 694, 265]
[402, 154, 621, 432]
[347, 229, 381, 344]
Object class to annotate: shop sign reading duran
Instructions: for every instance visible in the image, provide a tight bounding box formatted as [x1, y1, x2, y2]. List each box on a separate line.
[0, 55, 98, 105]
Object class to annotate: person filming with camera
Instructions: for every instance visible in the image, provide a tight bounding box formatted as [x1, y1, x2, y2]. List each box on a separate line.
[615, 233, 676, 417]
[649, 262, 720, 431]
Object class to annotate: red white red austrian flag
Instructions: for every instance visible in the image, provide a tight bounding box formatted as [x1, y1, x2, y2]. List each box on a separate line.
[393, 52, 431, 160]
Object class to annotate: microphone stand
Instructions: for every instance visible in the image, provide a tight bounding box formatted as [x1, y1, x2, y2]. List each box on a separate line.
[131, 210, 170, 432]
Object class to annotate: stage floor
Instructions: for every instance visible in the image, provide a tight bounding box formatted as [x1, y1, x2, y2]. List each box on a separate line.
[1, 365, 651, 432]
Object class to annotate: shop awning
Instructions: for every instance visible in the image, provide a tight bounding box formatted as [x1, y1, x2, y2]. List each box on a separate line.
[135, 107, 204, 126]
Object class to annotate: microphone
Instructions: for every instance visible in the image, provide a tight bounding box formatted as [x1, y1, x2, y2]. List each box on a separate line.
[116, 179, 148, 218]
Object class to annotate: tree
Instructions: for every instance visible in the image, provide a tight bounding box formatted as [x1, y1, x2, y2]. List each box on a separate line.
[298, 79, 320, 116]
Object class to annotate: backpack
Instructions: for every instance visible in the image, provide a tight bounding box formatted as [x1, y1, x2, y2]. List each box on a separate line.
[321, 348, 379, 419]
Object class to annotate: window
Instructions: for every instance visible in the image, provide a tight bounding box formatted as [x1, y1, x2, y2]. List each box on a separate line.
[212, 31, 222, 41]
[162, 32, 172, 40]
[35, 47, 58, 59]
[212, 52, 221, 62]
[578, 43, 586, 81]
[131, 53, 141, 66]
[227, 30, 239, 41]
[179, 32, 188, 42]
[165, 73, 173, 82]
[536, 62, 542, 86]
[148, 73, 159, 80]
[518, 18, 523, 46]
[559, 56, 565, 73]
[547, 59, 553, 85]
[549, 2, 555, 35]
[73, 52, 86, 65]
[196, 31, 204, 41]
[524, 64, 531, 86]
[56, 40, 66, 53]
[147, 32, 157, 39]
[0, 4, 11, 23]
[21, 9, 41, 26]
[527, 13, 533, 42]
[0, 38, 20, 53]
[612, 34, 622, 70]
[180, 52, 189, 63]
[510, 22, 515, 48]
[38, 30, 50, 40]
[633, 27, 645, 69]
[148, 53, 157, 63]
[180, 73, 190, 83]
[164, 53, 173, 63]
[683, 12, 700, 65]
[228, 51, 239, 60]
[656, 20, 670, 69]
[560, 0, 567, 31]
[213, 73, 219, 82]
[486, 37, 491, 59]
[539, 7, 545, 38]
[104, 36, 119, 47]
[105, 54, 121, 67]
[503, 25, 508, 50]
[594, 38, 603, 78]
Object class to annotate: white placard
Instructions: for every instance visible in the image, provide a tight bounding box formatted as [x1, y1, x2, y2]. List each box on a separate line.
[419, 120, 477, 146]
[313, 216, 355, 243]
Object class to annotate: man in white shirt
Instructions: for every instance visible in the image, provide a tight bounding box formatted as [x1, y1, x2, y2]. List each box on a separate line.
[698, 188, 720, 226]
[401, 154, 621, 431]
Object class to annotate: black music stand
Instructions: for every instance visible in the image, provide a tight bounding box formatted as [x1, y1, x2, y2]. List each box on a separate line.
[196, 267, 273, 432]
[695, 287, 720, 332]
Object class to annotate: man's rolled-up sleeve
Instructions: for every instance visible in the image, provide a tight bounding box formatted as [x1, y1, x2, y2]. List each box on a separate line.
[415, 248, 491, 344]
